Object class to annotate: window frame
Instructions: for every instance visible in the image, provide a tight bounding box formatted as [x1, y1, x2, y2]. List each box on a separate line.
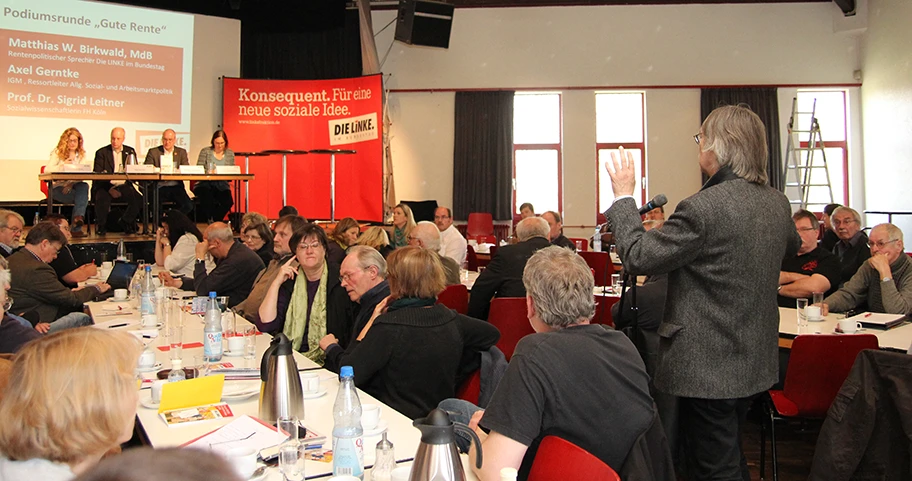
[512, 92, 563, 215]
[796, 89, 849, 207]
[594, 91, 647, 214]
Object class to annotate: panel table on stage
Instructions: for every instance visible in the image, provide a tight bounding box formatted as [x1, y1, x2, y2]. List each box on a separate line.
[39, 172, 160, 234]
[156, 172, 254, 227]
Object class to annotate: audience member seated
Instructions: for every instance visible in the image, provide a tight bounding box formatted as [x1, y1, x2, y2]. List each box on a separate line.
[0, 210, 24, 258]
[92, 127, 142, 235]
[73, 447, 244, 481]
[154, 210, 214, 278]
[390, 203, 416, 249]
[159, 222, 264, 307]
[44, 214, 98, 288]
[0, 328, 140, 480]
[820, 203, 841, 251]
[322, 246, 499, 419]
[442, 246, 654, 479]
[435, 206, 467, 266]
[144, 129, 192, 215]
[830, 206, 871, 287]
[239, 212, 268, 240]
[468, 217, 551, 320]
[235, 215, 307, 322]
[409, 222, 461, 285]
[644, 205, 665, 222]
[356, 227, 394, 258]
[519, 202, 535, 219]
[243, 222, 275, 267]
[824, 223, 912, 315]
[541, 210, 576, 250]
[278, 205, 298, 218]
[7, 222, 106, 328]
[777, 209, 842, 307]
[327, 217, 360, 265]
[193, 129, 235, 223]
[320, 246, 391, 373]
[46, 128, 90, 238]
[0, 257, 41, 354]
[257, 223, 354, 363]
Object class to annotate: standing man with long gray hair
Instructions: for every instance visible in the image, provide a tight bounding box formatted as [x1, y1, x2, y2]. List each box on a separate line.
[605, 105, 800, 480]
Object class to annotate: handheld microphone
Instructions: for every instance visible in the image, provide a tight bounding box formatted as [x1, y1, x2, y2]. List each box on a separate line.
[638, 194, 668, 215]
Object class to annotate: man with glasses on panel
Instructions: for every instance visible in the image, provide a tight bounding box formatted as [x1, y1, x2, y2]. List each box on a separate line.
[830, 206, 871, 287]
[777, 209, 842, 307]
[823, 223, 912, 315]
[0, 210, 25, 258]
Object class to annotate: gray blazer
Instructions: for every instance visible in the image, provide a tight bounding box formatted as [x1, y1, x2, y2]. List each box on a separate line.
[607, 168, 800, 399]
[7, 249, 97, 323]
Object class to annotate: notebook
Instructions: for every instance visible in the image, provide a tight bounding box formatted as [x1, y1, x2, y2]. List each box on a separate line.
[846, 312, 907, 330]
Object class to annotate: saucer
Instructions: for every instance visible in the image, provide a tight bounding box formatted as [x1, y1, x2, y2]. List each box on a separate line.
[139, 397, 160, 409]
[363, 420, 388, 437]
[248, 464, 268, 481]
[137, 362, 163, 373]
[222, 382, 260, 401]
[301, 389, 327, 400]
[223, 349, 246, 357]
[808, 317, 825, 323]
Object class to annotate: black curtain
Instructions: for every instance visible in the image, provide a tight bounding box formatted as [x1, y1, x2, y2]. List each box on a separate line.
[700, 88, 782, 190]
[453, 91, 514, 221]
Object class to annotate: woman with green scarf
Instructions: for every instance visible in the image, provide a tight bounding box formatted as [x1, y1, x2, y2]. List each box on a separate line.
[257, 223, 354, 364]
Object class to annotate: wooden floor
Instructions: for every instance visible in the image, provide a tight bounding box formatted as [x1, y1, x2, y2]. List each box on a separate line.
[742, 414, 820, 480]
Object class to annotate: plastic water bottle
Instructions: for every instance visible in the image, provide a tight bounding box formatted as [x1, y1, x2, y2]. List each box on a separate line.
[168, 359, 185, 382]
[203, 292, 223, 362]
[332, 366, 364, 479]
[32, 212, 39, 226]
[140, 265, 155, 316]
[116, 238, 127, 261]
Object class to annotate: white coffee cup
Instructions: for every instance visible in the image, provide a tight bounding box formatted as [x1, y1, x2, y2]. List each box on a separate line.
[301, 372, 320, 394]
[329, 476, 361, 481]
[150, 380, 166, 403]
[141, 314, 158, 328]
[138, 348, 156, 369]
[362, 404, 381, 430]
[114, 288, 128, 301]
[806, 305, 822, 321]
[102, 261, 113, 269]
[227, 335, 245, 353]
[225, 447, 258, 479]
[390, 466, 411, 481]
[838, 319, 863, 334]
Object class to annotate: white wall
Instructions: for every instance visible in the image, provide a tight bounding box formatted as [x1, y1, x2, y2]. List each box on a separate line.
[378, 2, 861, 237]
[860, 0, 912, 234]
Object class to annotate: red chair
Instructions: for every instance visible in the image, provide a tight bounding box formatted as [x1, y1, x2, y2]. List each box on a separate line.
[487, 297, 534, 362]
[39, 166, 49, 197]
[568, 238, 588, 251]
[593, 295, 619, 327]
[456, 369, 481, 405]
[579, 251, 614, 287]
[596, 212, 607, 225]
[437, 284, 468, 315]
[466, 245, 479, 272]
[467, 213, 494, 237]
[528, 435, 620, 481]
[760, 334, 879, 481]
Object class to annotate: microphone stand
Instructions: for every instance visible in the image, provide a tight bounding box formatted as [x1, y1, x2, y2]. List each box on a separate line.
[616, 265, 641, 347]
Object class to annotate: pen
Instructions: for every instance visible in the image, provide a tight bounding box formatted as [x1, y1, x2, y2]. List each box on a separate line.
[864, 313, 873, 318]
[107, 323, 128, 329]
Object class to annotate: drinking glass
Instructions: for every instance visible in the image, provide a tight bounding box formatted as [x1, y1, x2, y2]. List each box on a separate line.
[168, 325, 183, 361]
[611, 274, 621, 294]
[194, 354, 210, 377]
[796, 298, 809, 331]
[222, 311, 237, 337]
[574, 240, 583, 252]
[278, 440, 305, 481]
[277, 416, 299, 443]
[244, 326, 258, 361]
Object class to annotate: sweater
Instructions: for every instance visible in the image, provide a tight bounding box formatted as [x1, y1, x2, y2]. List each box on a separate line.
[824, 253, 912, 314]
[323, 280, 390, 373]
[330, 304, 500, 419]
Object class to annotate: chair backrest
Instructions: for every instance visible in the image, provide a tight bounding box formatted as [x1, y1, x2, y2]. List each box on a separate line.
[579, 251, 614, 287]
[783, 334, 879, 417]
[473, 234, 496, 245]
[39, 165, 48, 197]
[568, 238, 588, 251]
[487, 297, 534, 361]
[528, 435, 621, 481]
[456, 369, 481, 405]
[466, 245, 479, 271]
[467, 213, 494, 236]
[593, 295, 619, 327]
[596, 212, 607, 225]
[437, 284, 468, 315]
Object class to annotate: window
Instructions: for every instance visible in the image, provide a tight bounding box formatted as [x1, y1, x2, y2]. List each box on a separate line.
[513, 93, 561, 215]
[595, 92, 646, 214]
[794, 90, 848, 210]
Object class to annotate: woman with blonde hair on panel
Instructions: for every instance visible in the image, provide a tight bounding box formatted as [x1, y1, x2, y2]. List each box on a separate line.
[0, 328, 142, 480]
[327, 217, 360, 265]
[47, 127, 91, 238]
[390, 203, 416, 249]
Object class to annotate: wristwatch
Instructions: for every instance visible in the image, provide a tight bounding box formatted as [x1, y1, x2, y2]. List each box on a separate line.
[882, 276, 893, 283]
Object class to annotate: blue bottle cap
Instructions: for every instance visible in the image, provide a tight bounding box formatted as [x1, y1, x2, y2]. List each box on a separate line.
[209, 292, 217, 298]
[145, 265, 151, 271]
[340, 366, 353, 378]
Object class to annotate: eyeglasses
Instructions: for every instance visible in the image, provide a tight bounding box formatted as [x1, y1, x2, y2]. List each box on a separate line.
[3, 296, 12, 312]
[693, 133, 702, 145]
[867, 239, 899, 249]
[832, 219, 858, 227]
[796, 227, 817, 233]
[434, 215, 450, 220]
[1, 226, 22, 234]
[297, 241, 322, 252]
[339, 268, 366, 284]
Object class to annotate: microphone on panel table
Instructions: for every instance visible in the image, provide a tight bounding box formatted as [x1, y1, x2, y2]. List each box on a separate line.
[638, 194, 668, 216]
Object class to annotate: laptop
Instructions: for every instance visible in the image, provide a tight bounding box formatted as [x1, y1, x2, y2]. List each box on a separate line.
[95, 261, 138, 300]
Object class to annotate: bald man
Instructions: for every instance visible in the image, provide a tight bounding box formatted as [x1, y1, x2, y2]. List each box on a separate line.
[93, 127, 142, 235]
[145, 129, 193, 214]
[159, 222, 264, 307]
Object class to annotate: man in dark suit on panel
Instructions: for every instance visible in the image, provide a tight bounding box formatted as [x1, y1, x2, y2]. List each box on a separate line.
[144, 129, 193, 215]
[606, 105, 800, 481]
[93, 127, 143, 235]
[467, 216, 552, 320]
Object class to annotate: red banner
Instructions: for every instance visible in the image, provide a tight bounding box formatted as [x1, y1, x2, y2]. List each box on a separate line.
[222, 75, 383, 221]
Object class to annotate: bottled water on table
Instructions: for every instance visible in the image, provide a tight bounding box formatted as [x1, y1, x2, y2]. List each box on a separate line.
[203, 292, 223, 362]
[140, 265, 156, 316]
[332, 365, 364, 479]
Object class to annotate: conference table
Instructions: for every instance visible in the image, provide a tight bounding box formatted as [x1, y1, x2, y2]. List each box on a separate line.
[84, 294, 478, 480]
[778, 306, 912, 352]
[154, 172, 254, 227]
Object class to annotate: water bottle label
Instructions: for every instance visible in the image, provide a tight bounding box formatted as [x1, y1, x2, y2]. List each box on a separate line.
[332, 436, 364, 477]
[141, 294, 154, 316]
[204, 332, 222, 358]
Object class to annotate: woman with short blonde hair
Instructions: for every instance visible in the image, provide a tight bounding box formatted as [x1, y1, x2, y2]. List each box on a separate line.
[0, 328, 141, 480]
[357, 226, 393, 258]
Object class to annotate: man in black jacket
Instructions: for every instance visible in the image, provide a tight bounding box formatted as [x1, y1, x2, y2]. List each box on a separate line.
[831, 206, 871, 287]
[467, 217, 551, 320]
[93, 127, 143, 235]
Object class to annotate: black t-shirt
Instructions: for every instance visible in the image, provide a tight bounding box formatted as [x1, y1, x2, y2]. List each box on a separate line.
[778, 247, 842, 307]
[480, 324, 654, 477]
[49, 246, 79, 289]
